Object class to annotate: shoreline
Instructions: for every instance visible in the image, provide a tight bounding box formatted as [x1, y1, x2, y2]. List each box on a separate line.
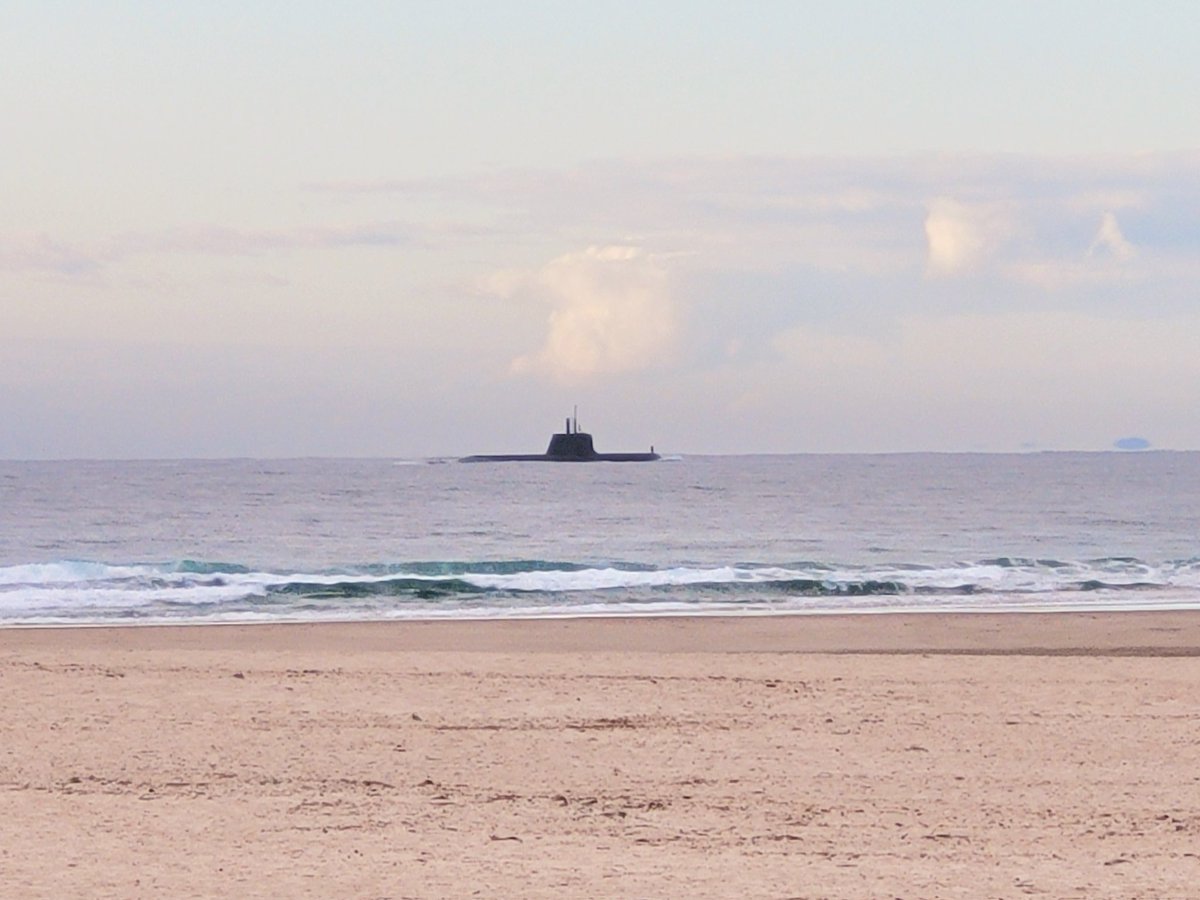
[5, 608, 1200, 655]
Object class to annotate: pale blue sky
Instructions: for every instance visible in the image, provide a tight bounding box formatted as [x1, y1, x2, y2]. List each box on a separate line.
[2, 2, 1198, 456]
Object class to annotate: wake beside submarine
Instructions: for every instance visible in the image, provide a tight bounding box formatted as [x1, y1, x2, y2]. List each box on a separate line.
[460, 413, 660, 463]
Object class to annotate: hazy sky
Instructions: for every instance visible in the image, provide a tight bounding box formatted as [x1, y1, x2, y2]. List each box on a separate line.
[4, 2, 1198, 457]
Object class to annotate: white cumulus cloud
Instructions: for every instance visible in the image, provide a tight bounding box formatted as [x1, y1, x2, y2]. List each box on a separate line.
[1088, 210, 1135, 261]
[923, 197, 1012, 277]
[505, 245, 678, 381]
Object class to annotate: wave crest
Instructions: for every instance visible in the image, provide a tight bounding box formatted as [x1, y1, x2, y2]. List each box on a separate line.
[1, 556, 1198, 625]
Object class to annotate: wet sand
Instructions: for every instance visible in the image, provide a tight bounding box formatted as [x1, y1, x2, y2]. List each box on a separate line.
[4, 612, 1200, 898]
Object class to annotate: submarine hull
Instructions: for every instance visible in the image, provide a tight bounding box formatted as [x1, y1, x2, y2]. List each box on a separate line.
[460, 416, 660, 463]
[460, 451, 660, 463]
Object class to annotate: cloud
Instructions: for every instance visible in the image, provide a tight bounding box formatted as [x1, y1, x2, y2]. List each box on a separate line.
[499, 245, 678, 381]
[328, 153, 1199, 290]
[923, 197, 1013, 276]
[21, 152, 1196, 293]
[0, 233, 100, 275]
[114, 222, 416, 257]
[1005, 209, 1144, 290]
[2, 221, 420, 283]
[1088, 210, 1135, 261]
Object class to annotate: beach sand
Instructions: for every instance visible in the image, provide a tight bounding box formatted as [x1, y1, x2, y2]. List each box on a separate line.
[3, 612, 1200, 898]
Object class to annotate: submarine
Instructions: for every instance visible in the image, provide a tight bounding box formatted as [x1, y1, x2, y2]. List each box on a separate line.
[460, 412, 660, 463]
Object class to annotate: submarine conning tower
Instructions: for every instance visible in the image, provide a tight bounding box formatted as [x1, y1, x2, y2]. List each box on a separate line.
[545, 414, 597, 459]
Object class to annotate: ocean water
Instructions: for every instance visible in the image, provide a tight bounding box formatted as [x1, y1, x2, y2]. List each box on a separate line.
[0, 453, 1197, 626]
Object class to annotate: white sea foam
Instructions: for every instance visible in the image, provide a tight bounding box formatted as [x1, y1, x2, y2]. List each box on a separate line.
[0, 557, 1198, 625]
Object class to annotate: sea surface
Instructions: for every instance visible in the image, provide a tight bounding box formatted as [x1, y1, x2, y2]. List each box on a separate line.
[1, 453, 1197, 626]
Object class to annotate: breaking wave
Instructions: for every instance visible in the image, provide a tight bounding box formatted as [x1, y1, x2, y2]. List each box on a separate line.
[1, 556, 1199, 625]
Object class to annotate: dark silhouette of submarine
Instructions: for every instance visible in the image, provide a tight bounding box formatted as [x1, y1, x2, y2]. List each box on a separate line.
[460, 413, 660, 462]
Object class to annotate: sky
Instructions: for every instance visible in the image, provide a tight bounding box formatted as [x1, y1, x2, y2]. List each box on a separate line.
[3, 1, 1199, 457]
